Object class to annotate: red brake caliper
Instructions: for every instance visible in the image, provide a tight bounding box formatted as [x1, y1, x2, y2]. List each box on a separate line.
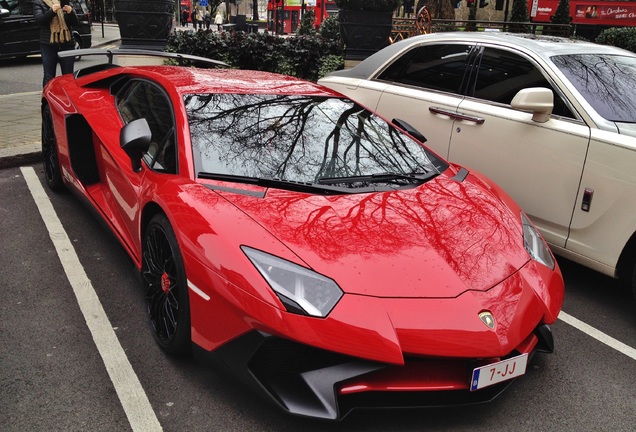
[160, 272, 171, 293]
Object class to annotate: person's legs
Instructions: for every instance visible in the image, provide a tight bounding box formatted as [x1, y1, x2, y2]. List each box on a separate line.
[59, 46, 75, 75]
[40, 43, 57, 87]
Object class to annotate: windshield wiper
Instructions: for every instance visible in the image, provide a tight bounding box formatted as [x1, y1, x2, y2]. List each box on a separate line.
[197, 172, 353, 195]
[316, 171, 439, 185]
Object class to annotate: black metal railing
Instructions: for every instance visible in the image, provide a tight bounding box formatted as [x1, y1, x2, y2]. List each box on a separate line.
[390, 16, 572, 44]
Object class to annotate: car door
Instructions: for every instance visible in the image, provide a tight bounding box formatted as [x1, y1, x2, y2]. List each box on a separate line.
[103, 79, 178, 246]
[372, 42, 477, 160]
[0, 0, 39, 58]
[447, 46, 590, 248]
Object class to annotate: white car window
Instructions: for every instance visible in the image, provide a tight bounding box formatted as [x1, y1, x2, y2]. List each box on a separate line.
[473, 48, 576, 119]
[377, 44, 473, 95]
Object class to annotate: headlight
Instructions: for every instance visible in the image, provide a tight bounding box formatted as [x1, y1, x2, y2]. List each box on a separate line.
[521, 213, 555, 270]
[242, 246, 343, 318]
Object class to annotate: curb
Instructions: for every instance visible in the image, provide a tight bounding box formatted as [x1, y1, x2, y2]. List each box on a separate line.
[0, 152, 43, 170]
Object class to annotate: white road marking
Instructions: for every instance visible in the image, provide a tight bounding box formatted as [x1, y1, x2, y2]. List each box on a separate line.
[559, 311, 636, 361]
[21, 167, 162, 432]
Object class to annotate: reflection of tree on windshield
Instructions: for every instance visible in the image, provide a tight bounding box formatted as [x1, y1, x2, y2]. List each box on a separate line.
[185, 94, 437, 185]
[553, 54, 636, 122]
[318, 104, 363, 180]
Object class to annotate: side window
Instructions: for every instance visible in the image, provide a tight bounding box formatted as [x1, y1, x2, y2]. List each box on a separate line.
[473, 48, 575, 119]
[73, 0, 89, 14]
[117, 80, 177, 173]
[0, 0, 24, 14]
[377, 43, 473, 95]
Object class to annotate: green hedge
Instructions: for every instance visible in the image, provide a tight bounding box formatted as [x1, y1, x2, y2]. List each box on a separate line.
[596, 27, 636, 53]
[165, 29, 343, 82]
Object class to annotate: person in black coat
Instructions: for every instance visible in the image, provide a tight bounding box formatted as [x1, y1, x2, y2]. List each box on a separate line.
[33, 0, 79, 87]
[182, 9, 189, 27]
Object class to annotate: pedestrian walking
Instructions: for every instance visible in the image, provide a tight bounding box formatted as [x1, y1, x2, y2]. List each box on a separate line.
[204, 12, 211, 30]
[191, 10, 197, 30]
[214, 11, 223, 31]
[196, 9, 203, 29]
[33, 0, 78, 87]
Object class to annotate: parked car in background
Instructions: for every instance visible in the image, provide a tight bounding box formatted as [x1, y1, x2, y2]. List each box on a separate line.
[319, 32, 636, 304]
[41, 49, 563, 419]
[0, 0, 91, 59]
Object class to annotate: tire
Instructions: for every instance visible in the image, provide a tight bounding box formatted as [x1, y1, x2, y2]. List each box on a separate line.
[41, 104, 64, 191]
[142, 213, 191, 356]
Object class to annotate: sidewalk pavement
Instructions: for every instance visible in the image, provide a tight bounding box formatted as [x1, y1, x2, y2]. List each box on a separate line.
[0, 23, 122, 169]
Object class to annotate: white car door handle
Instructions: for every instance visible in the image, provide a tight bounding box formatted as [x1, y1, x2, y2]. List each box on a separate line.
[429, 107, 485, 125]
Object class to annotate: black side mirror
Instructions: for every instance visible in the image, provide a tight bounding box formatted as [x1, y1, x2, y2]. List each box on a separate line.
[120, 118, 151, 172]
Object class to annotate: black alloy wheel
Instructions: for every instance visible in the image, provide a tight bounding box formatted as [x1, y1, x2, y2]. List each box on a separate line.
[142, 213, 191, 356]
[41, 104, 64, 191]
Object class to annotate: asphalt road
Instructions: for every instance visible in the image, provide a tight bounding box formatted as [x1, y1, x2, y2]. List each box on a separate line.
[1, 163, 635, 431]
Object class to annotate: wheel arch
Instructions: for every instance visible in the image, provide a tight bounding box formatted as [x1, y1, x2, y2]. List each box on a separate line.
[615, 230, 636, 283]
[72, 30, 83, 47]
[140, 201, 166, 245]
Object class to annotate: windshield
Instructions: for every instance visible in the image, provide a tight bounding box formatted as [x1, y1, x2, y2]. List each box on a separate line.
[185, 94, 446, 190]
[552, 53, 636, 123]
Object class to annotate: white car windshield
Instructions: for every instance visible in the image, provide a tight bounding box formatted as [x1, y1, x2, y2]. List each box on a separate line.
[552, 54, 636, 123]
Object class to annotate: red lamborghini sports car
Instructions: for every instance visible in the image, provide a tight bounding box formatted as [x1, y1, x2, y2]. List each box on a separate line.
[42, 50, 564, 420]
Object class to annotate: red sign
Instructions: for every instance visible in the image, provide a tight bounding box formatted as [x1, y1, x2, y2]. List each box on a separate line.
[529, 0, 636, 26]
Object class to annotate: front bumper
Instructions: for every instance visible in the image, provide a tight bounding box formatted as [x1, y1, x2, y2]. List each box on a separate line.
[195, 323, 554, 420]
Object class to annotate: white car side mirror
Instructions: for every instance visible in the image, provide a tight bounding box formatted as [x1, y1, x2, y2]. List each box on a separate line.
[511, 88, 554, 123]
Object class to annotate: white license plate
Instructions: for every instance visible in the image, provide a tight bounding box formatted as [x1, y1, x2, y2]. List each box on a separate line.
[470, 353, 528, 391]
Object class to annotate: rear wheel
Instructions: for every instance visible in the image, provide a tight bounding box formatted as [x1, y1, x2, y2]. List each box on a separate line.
[41, 104, 64, 191]
[142, 214, 191, 356]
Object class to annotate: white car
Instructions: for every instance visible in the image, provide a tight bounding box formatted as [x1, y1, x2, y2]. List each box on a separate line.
[319, 32, 636, 302]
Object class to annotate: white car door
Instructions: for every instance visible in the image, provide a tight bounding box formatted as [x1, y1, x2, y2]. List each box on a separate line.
[371, 43, 476, 160]
[566, 130, 636, 273]
[448, 46, 590, 248]
[319, 76, 391, 113]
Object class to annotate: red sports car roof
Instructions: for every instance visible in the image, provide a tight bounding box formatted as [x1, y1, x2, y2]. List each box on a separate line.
[88, 65, 342, 97]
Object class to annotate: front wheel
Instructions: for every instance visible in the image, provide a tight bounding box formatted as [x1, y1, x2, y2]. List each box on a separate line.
[142, 214, 191, 356]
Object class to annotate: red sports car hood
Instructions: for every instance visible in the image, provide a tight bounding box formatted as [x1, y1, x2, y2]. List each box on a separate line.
[220, 171, 529, 298]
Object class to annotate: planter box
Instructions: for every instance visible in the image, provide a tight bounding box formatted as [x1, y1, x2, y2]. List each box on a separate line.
[339, 10, 393, 61]
[115, 0, 175, 50]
